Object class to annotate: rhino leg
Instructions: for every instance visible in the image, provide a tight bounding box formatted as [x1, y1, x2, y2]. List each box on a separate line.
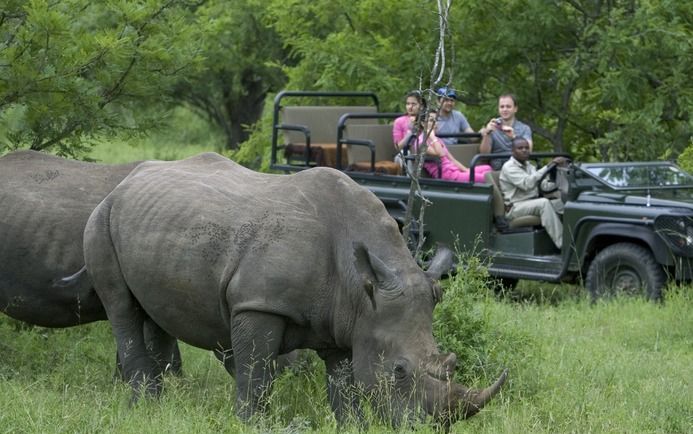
[112, 322, 181, 381]
[214, 348, 300, 379]
[214, 348, 235, 376]
[85, 202, 163, 400]
[112, 300, 164, 400]
[230, 311, 285, 421]
[144, 318, 182, 376]
[319, 349, 364, 426]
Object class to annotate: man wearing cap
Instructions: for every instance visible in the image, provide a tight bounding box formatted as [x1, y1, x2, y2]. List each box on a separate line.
[435, 87, 475, 146]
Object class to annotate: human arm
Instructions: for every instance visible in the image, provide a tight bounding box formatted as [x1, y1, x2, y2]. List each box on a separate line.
[457, 112, 475, 134]
[478, 118, 497, 153]
[514, 122, 533, 150]
[393, 116, 419, 150]
[424, 132, 445, 157]
[502, 161, 551, 192]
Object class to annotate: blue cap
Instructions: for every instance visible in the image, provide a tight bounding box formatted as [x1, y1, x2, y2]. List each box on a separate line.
[436, 87, 457, 99]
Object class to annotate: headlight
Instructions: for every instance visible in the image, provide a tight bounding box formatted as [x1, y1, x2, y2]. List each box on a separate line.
[655, 215, 693, 255]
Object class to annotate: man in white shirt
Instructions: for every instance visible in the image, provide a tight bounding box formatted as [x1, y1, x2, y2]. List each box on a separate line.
[499, 138, 567, 249]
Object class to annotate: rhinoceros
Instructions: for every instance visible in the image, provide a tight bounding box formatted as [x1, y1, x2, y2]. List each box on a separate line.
[82, 152, 506, 425]
[0, 150, 180, 373]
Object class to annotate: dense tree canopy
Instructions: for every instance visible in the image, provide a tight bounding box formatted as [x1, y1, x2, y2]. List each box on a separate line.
[172, 0, 290, 150]
[246, 0, 691, 164]
[1, 0, 690, 163]
[451, 0, 692, 161]
[0, 0, 206, 157]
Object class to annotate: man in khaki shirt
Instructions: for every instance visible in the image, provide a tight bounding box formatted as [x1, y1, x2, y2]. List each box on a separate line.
[499, 138, 567, 249]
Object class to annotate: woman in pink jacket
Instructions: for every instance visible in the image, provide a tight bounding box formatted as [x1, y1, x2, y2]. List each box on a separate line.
[415, 110, 493, 182]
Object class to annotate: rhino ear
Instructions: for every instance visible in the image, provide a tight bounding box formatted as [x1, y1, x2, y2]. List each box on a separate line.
[353, 242, 399, 308]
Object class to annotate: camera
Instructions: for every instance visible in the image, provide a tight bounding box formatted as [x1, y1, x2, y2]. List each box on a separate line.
[494, 118, 503, 129]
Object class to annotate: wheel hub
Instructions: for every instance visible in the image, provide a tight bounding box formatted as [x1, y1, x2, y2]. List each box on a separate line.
[609, 268, 643, 295]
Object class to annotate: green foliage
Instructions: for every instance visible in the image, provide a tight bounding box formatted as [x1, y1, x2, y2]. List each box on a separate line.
[171, 0, 290, 150]
[4, 1, 691, 163]
[242, 0, 692, 167]
[433, 251, 534, 387]
[433, 252, 495, 378]
[676, 142, 693, 173]
[0, 0, 206, 157]
[3, 287, 690, 433]
[87, 107, 223, 164]
[264, 0, 440, 110]
[445, 0, 692, 159]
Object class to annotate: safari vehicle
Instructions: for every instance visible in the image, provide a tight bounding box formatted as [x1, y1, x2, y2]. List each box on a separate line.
[270, 90, 693, 300]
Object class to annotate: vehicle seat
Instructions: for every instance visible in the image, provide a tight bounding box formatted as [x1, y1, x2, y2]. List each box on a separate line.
[344, 124, 401, 175]
[281, 106, 377, 167]
[446, 143, 480, 167]
[485, 171, 541, 230]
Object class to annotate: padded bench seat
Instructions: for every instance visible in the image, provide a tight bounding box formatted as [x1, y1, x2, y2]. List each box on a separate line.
[485, 171, 541, 231]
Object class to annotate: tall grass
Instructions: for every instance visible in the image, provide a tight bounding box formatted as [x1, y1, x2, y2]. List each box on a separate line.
[2, 279, 690, 433]
[2, 112, 691, 432]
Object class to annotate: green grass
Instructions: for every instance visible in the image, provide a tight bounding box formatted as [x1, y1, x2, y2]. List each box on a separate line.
[87, 107, 225, 164]
[2, 288, 691, 433]
[2, 114, 691, 432]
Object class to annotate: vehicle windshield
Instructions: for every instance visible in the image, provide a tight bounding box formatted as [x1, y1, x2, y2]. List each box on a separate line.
[583, 163, 693, 188]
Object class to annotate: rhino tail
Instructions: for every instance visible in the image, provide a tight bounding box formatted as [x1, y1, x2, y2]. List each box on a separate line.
[53, 265, 88, 288]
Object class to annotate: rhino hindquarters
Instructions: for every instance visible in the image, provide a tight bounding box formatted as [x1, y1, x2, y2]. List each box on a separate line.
[85, 201, 165, 399]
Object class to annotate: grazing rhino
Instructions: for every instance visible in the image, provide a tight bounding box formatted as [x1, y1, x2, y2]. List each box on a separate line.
[0, 150, 180, 373]
[83, 152, 506, 426]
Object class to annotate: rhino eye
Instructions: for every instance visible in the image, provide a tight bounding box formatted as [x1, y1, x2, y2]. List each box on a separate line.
[393, 358, 411, 380]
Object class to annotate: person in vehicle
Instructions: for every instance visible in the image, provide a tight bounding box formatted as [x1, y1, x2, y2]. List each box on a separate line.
[499, 137, 567, 249]
[413, 110, 493, 182]
[393, 90, 426, 151]
[480, 93, 533, 170]
[434, 86, 475, 145]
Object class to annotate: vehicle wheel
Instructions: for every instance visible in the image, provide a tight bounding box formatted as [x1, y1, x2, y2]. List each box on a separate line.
[585, 243, 666, 302]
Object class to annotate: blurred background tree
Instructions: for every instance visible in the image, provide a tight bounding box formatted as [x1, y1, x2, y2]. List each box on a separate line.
[1, 0, 690, 164]
[170, 0, 291, 150]
[0, 0, 206, 158]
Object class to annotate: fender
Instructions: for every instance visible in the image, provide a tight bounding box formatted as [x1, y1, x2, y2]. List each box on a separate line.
[581, 222, 673, 266]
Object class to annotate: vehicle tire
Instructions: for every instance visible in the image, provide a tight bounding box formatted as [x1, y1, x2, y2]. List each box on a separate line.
[585, 242, 666, 302]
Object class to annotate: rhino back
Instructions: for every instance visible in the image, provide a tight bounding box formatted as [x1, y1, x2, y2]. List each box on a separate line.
[90, 153, 411, 349]
[0, 150, 138, 326]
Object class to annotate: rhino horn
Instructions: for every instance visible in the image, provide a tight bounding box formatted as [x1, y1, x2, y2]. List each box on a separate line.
[452, 368, 508, 419]
[424, 245, 454, 280]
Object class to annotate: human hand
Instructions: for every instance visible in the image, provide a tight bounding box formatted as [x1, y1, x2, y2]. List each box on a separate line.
[408, 116, 418, 130]
[552, 156, 568, 166]
[485, 119, 499, 131]
[501, 125, 514, 138]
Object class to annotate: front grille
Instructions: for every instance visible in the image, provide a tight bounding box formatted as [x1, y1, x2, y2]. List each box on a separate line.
[655, 215, 693, 257]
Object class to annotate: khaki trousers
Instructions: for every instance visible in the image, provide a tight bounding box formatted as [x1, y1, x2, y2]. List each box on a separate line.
[507, 197, 563, 249]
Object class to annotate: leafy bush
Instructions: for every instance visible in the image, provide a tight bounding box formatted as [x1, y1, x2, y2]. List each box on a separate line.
[433, 250, 537, 390]
[676, 142, 693, 173]
[433, 252, 492, 379]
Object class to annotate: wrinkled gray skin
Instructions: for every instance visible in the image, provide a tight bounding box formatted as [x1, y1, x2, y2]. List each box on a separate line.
[0, 150, 181, 374]
[84, 152, 506, 426]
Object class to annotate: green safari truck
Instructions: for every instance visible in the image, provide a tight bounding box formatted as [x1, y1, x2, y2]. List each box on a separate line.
[270, 90, 693, 300]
